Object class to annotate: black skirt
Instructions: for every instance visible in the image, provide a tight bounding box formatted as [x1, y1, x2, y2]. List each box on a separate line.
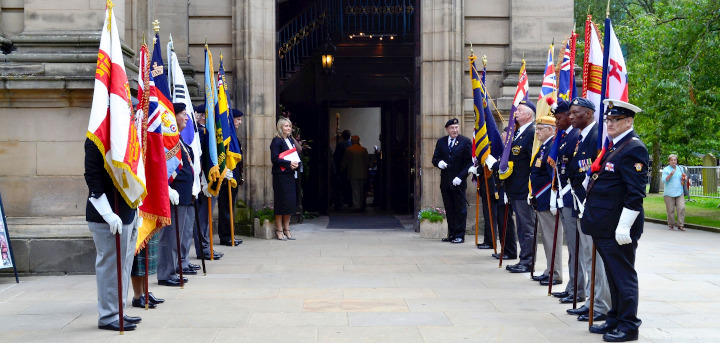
[273, 172, 297, 215]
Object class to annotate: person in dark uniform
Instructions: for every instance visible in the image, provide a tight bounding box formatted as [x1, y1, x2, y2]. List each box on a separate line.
[475, 171, 497, 249]
[565, 97, 610, 322]
[271, 117, 300, 240]
[490, 127, 517, 260]
[431, 118, 473, 243]
[193, 104, 223, 261]
[549, 99, 586, 303]
[584, 99, 648, 342]
[84, 139, 142, 331]
[502, 101, 537, 273]
[529, 114, 563, 285]
[217, 109, 244, 247]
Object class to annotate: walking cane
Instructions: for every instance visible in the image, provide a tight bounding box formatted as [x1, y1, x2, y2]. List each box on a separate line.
[113, 192, 124, 334]
[573, 226, 580, 309]
[228, 181, 235, 246]
[498, 202, 509, 268]
[530, 212, 539, 278]
[193, 202, 207, 275]
[208, 200, 214, 260]
[547, 210, 561, 295]
[475, 179, 480, 246]
[144, 248, 149, 310]
[589, 243, 597, 327]
[483, 167, 497, 254]
[174, 206, 184, 288]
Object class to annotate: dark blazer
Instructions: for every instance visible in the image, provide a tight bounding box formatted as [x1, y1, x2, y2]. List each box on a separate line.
[432, 135, 473, 190]
[170, 139, 195, 205]
[568, 122, 598, 214]
[505, 124, 535, 200]
[84, 138, 137, 224]
[581, 131, 648, 239]
[557, 127, 580, 207]
[530, 138, 554, 212]
[270, 136, 297, 175]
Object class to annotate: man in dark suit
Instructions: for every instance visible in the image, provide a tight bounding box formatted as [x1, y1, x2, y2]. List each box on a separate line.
[565, 97, 610, 322]
[503, 100, 536, 273]
[583, 99, 648, 342]
[432, 118, 473, 243]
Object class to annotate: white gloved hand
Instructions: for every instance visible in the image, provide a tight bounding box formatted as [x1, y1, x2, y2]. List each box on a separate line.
[225, 169, 234, 179]
[503, 193, 509, 205]
[438, 160, 448, 169]
[134, 212, 143, 230]
[582, 174, 591, 190]
[550, 190, 558, 215]
[452, 177, 462, 186]
[201, 183, 212, 198]
[485, 154, 497, 170]
[89, 194, 123, 235]
[169, 186, 180, 205]
[527, 194, 533, 206]
[468, 165, 478, 175]
[615, 208, 639, 245]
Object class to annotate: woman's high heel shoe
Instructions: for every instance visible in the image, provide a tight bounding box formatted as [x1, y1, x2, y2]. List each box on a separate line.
[276, 230, 287, 241]
[283, 229, 296, 240]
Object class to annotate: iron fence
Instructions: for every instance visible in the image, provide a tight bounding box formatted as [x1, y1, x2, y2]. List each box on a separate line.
[678, 166, 719, 199]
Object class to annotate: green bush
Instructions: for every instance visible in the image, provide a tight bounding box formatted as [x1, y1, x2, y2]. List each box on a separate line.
[418, 206, 446, 223]
[254, 206, 275, 222]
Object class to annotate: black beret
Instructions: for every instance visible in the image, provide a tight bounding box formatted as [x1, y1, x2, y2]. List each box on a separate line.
[231, 109, 244, 118]
[173, 102, 186, 114]
[518, 100, 536, 114]
[194, 104, 206, 113]
[571, 97, 595, 111]
[445, 118, 459, 127]
[603, 99, 642, 117]
[554, 99, 571, 114]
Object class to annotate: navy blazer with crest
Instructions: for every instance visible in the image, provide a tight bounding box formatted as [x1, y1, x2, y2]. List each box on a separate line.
[529, 137, 554, 212]
[505, 124, 535, 200]
[568, 122, 598, 216]
[431, 135, 473, 190]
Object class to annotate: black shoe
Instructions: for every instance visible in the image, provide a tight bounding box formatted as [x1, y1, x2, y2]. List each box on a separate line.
[552, 291, 570, 298]
[123, 315, 142, 324]
[590, 322, 617, 334]
[179, 268, 197, 275]
[132, 296, 156, 309]
[148, 292, 164, 304]
[182, 277, 189, 283]
[532, 274, 549, 282]
[98, 320, 136, 331]
[505, 263, 522, 270]
[603, 329, 638, 342]
[476, 243, 492, 249]
[578, 311, 607, 322]
[508, 264, 531, 273]
[567, 305, 589, 315]
[451, 238, 465, 244]
[540, 279, 562, 286]
[220, 239, 243, 246]
[158, 279, 182, 287]
[441, 237, 453, 242]
[203, 252, 223, 260]
[560, 295, 585, 304]
[188, 263, 201, 270]
[493, 253, 516, 260]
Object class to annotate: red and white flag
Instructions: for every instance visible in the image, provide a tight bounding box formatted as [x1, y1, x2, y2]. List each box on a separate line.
[604, 21, 629, 102]
[583, 17, 604, 125]
[87, 1, 146, 207]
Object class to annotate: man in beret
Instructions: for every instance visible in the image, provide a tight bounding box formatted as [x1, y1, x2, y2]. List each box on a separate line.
[584, 99, 648, 342]
[217, 108, 244, 246]
[565, 97, 611, 323]
[432, 118, 473, 243]
[194, 104, 224, 260]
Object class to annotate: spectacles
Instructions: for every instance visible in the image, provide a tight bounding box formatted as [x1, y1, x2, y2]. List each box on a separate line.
[604, 116, 627, 124]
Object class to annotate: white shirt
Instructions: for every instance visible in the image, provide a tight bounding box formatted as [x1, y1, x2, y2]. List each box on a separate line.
[515, 121, 533, 139]
[612, 127, 634, 145]
[579, 122, 596, 142]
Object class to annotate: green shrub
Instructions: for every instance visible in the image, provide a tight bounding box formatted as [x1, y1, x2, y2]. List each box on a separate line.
[254, 206, 275, 222]
[418, 206, 446, 223]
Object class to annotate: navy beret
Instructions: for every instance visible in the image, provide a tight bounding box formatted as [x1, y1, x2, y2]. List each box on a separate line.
[194, 104, 206, 113]
[173, 102, 186, 114]
[554, 99, 571, 114]
[571, 97, 595, 111]
[518, 100, 536, 114]
[231, 109, 244, 118]
[445, 118, 459, 127]
[603, 99, 642, 117]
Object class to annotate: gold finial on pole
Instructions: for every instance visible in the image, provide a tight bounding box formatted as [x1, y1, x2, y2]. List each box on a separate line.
[482, 55, 487, 67]
[142, 33, 146, 45]
[152, 20, 160, 33]
[606, 0, 611, 17]
[470, 43, 474, 55]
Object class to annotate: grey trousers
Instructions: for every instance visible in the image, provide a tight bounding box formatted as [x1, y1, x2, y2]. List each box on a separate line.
[88, 219, 137, 326]
[194, 195, 217, 258]
[178, 205, 195, 269]
[579, 223, 611, 314]
[560, 207, 586, 297]
[512, 199, 536, 266]
[350, 178, 366, 210]
[158, 205, 194, 280]
[537, 210, 563, 280]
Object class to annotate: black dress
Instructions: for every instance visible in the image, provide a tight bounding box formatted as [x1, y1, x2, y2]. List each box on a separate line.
[270, 136, 297, 215]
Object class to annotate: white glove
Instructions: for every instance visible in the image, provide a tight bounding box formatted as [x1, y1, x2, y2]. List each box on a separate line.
[485, 154, 497, 170]
[452, 177, 462, 186]
[225, 169, 234, 179]
[201, 183, 212, 198]
[135, 214, 143, 230]
[582, 174, 591, 190]
[468, 165, 478, 175]
[550, 190, 558, 215]
[527, 194, 533, 206]
[169, 186, 180, 205]
[615, 208, 639, 245]
[438, 160, 448, 169]
[503, 193, 508, 205]
[89, 194, 123, 235]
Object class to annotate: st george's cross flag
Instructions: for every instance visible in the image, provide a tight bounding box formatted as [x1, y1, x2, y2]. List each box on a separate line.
[497, 59, 529, 180]
[87, 1, 146, 208]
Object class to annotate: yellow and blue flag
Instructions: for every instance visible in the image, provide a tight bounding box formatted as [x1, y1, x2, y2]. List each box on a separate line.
[217, 56, 243, 180]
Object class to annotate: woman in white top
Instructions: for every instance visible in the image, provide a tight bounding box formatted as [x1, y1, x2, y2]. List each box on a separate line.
[661, 154, 686, 231]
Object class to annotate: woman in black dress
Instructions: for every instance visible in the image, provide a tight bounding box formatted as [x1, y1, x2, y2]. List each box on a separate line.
[270, 118, 300, 240]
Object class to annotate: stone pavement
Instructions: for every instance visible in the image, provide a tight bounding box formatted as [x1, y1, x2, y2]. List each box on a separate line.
[1, 216, 719, 342]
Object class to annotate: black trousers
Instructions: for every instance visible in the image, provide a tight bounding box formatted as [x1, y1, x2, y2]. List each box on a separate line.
[217, 179, 238, 244]
[479, 188, 498, 245]
[497, 202, 517, 258]
[594, 236, 642, 332]
[441, 186, 467, 239]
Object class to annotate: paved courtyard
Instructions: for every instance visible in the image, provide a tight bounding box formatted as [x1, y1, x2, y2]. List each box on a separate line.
[1, 216, 719, 342]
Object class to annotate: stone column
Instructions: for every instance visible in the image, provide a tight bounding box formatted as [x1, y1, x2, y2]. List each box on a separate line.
[234, 0, 276, 210]
[419, 0, 464, 210]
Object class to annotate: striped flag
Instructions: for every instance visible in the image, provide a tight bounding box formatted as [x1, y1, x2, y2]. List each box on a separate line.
[557, 31, 578, 102]
[217, 56, 243, 174]
[498, 59, 529, 180]
[202, 45, 225, 196]
[469, 55, 502, 166]
[151, 33, 183, 181]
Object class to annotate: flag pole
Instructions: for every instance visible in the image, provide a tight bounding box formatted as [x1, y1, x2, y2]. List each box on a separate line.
[144, 247, 149, 310]
[209, 201, 214, 260]
[229, 182, 235, 246]
[547, 168, 561, 295]
[193, 202, 207, 275]
[498, 200, 509, 268]
[589, 244, 597, 327]
[573, 229, 580, 309]
[113, 191, 124, 335]
[483, 168, 497, 254]
[530, 213, 538, 278]
[174, 206, 184, 288]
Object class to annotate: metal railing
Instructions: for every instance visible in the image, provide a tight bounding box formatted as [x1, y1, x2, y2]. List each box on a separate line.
[664, 166, 720, 199]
